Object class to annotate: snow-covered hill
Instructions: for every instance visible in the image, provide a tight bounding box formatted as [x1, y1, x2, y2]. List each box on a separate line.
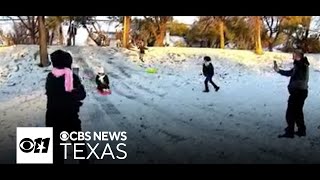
[1, 46, 320, 164]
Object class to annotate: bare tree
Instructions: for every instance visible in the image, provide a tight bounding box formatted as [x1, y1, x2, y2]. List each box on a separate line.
[46, 16, 66, 45]
[301, 16, 312, 51]
[263, 16, 285, 51]
[0, 29, 14, 46]
[38, 16, 49, 67]
[144, 16, 173, 46]
[71, 16, 108, 46]
[281, 16, 313, 52]
[198, 16, 228, 49]
[7, 22, 29, 44]
[11, 16, 39, 44]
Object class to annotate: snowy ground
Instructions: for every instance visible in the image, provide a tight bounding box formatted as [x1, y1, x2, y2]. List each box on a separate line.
[1, 45, 320, 164]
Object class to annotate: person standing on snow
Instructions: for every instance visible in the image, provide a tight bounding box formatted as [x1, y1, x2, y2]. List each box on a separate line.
[45, 50, 89, 164]
[116, 39, 122, 48]
[138, 40, 148, 62]
[67, 21, 77, 46]
[274, 49, 309, 138]
[202, 56, 220, 92]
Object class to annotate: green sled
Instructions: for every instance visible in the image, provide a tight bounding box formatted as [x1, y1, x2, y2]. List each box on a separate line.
[146, 68, 158, 74]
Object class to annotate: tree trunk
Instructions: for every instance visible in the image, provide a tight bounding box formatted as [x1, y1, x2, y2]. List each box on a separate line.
[83, 27, 101, 46]
[38, 16, 49, 67]
[154, 25, 166, 47]
[50, 30, 55, 45]
[268, 29, 274, 52]
[200, 40, 204, 47]
[122, 16, 131, 48]
[303, 27, 310, 52]
[208, 39, 213, 48]
[271, 29, 282, 52]
[31, 16, 37, 44]
[30, 33, 36, 44]
[219, 21, 225, 49]
[58, 24, 64, 45]
[268, 41, 273, 52]
[255, 17, 263, 55]
[47, 29, 50, 44]
[155, 34, 165, 46]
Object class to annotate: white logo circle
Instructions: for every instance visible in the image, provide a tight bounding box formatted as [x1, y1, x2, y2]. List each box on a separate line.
[60, 131, 69, 141]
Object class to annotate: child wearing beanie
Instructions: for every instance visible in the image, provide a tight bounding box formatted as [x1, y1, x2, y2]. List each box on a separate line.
[202, 56, 220, 92]
[95, 66, 111, 95]
[45, 49, 88, 164]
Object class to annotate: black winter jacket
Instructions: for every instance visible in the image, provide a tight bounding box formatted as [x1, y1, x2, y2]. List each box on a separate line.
[45, 72, 86, 129]
[278, 57, 309, 93]
[202, 62, 214, 77]
[96, 74, 110, 90]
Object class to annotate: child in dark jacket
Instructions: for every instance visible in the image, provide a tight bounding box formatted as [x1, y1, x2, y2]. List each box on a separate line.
[95, 67, 110, 94]
[45, 50, 88, 164]
[202, 56, 220, 92]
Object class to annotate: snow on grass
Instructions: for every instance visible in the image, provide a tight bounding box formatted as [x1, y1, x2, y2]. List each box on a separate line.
[1, 45, 320, 163]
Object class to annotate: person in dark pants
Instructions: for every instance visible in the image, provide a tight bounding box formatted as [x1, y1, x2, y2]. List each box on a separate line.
[46, 50, 89, 164]
[202, 56, 220, 92]
[67, 22, 77, 46]
[274, 49, 309, 138]
[138, 41, 148, 62]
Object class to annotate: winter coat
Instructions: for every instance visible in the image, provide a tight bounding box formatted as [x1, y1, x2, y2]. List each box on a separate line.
[278, 57, 309, 93]
[68, 24, 77, 36]
[138, 45, 148, 54]
[96, 74, 110, 90]
[202, 61, 214, 77]
[45, 72, 86, 130]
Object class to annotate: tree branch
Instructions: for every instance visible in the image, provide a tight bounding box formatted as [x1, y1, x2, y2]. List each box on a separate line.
[264, 16, 272, 32]
[18, 16, 31, 30]
[154, 16, 161, 31]
[6, 16, 15, 21]
[143, 16, 152, 22]
[149, 24, 158, 38]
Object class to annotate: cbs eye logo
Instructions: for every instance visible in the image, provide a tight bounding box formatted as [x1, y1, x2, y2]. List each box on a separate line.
[19, 138, 50, 153]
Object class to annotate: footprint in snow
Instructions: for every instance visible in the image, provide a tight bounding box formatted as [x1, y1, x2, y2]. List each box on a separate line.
[140, 124, 147, 129]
